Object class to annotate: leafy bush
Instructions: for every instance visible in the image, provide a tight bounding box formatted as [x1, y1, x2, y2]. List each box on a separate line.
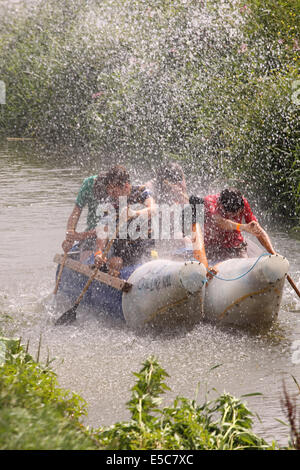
[0, 0, 299, 221]
[231, 0, 300, 222]
[97, 357, 274, 450]
[0, 337, 98, 450]
[2, 338, 299, 450]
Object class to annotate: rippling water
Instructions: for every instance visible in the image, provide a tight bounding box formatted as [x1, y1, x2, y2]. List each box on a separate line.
[1, 140, 300, 446]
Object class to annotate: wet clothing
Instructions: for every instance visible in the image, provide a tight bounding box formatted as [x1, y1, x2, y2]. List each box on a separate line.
[204, 194, 257, 261]
[112, 238, 155, 265]
[75, 179, 153, 263]
[75, 175, 100, 231]
[97, 185, 154, 265]
[205, 241, 248, 262]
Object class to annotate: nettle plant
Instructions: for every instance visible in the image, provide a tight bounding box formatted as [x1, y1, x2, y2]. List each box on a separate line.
[1, 338, 298, 450]
[97, 357, 274, 450]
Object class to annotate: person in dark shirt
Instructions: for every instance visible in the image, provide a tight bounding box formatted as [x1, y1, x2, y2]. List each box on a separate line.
[147, 161, 189, 205]
[145, 162, 190, 255]
[146, 161, 207, 265]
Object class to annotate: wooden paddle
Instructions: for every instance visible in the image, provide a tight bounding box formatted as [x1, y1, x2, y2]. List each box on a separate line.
[248, 233, 300, 299]
[55, 237, 115, 326]
[287, 275, 300, 299]
[263, 243, 300, 299]
[53, 252, 68, 295]
[55, 212, 134, 326]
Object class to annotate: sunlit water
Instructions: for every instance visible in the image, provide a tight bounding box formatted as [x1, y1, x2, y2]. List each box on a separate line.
[1, 141, 300, 446]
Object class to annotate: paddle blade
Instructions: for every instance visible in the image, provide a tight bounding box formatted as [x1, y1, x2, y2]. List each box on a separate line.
[55, 304, 78, 326]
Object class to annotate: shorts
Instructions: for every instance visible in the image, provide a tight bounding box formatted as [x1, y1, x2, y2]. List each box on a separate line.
[112, 238, 155, 265]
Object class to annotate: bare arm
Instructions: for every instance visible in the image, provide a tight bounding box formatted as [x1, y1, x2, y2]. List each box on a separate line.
[255, 229, 276, 254]
[66, 205, 81, 232]
[62, 205, 97, 252]
[191, 222, 208, 268]
[214, 215, 276, 254]
[213, 214, 240, 231]
[62, 205, 81, 252]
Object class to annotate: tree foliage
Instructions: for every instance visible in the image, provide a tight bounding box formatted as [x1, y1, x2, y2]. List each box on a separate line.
[0, 0, 299, 221]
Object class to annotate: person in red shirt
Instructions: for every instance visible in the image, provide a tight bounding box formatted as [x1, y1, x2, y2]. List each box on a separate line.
[204, 188, 275, 262]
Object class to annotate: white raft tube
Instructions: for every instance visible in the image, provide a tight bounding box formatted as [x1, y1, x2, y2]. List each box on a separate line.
[122, 259, 207, 328]
[204, 254, 289, 326]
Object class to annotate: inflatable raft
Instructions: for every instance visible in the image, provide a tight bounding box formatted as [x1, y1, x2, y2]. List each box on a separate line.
[53, 249, 289, 328]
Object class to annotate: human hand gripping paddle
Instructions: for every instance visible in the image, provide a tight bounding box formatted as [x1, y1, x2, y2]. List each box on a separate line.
[189, 195, 208, 268]
[54, 237, 114, 326]
[188, 196, 300, 298]
[54, 210, 136, 326]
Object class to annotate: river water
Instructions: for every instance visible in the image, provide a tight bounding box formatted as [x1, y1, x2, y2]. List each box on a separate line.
[1, 140, 300, 446]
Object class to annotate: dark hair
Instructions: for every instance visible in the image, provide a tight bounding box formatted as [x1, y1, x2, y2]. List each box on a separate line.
[93, 166, 130, 200]
[104, 165, 130, 188]
[155, 161, 188, 204]
[219, 188, 244, 213]
[159, 161, 186, 185]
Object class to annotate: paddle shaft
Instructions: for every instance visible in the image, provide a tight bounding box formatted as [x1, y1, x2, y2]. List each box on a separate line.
[72, 268, 100, 307]
[54, 223, 116, 297]
[265, 246, 300, 299]
[72, 237, 115, 307]
[53, 252, 68, 294]
[287, 274, 300, 299]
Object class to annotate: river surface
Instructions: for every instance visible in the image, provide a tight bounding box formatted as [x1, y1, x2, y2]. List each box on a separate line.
[1, 140, 300, 446]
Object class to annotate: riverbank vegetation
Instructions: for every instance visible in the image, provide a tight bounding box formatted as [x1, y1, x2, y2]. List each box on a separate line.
[0, 337, 97, 449]
[0, 337, 299, 450]
[0, 0, 299, 224]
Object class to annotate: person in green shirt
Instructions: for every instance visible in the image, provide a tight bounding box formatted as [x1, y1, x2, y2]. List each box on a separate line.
[62, 172, 106, 260]
[93, 165, 156, 275]
[62, 166, 156, 266]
